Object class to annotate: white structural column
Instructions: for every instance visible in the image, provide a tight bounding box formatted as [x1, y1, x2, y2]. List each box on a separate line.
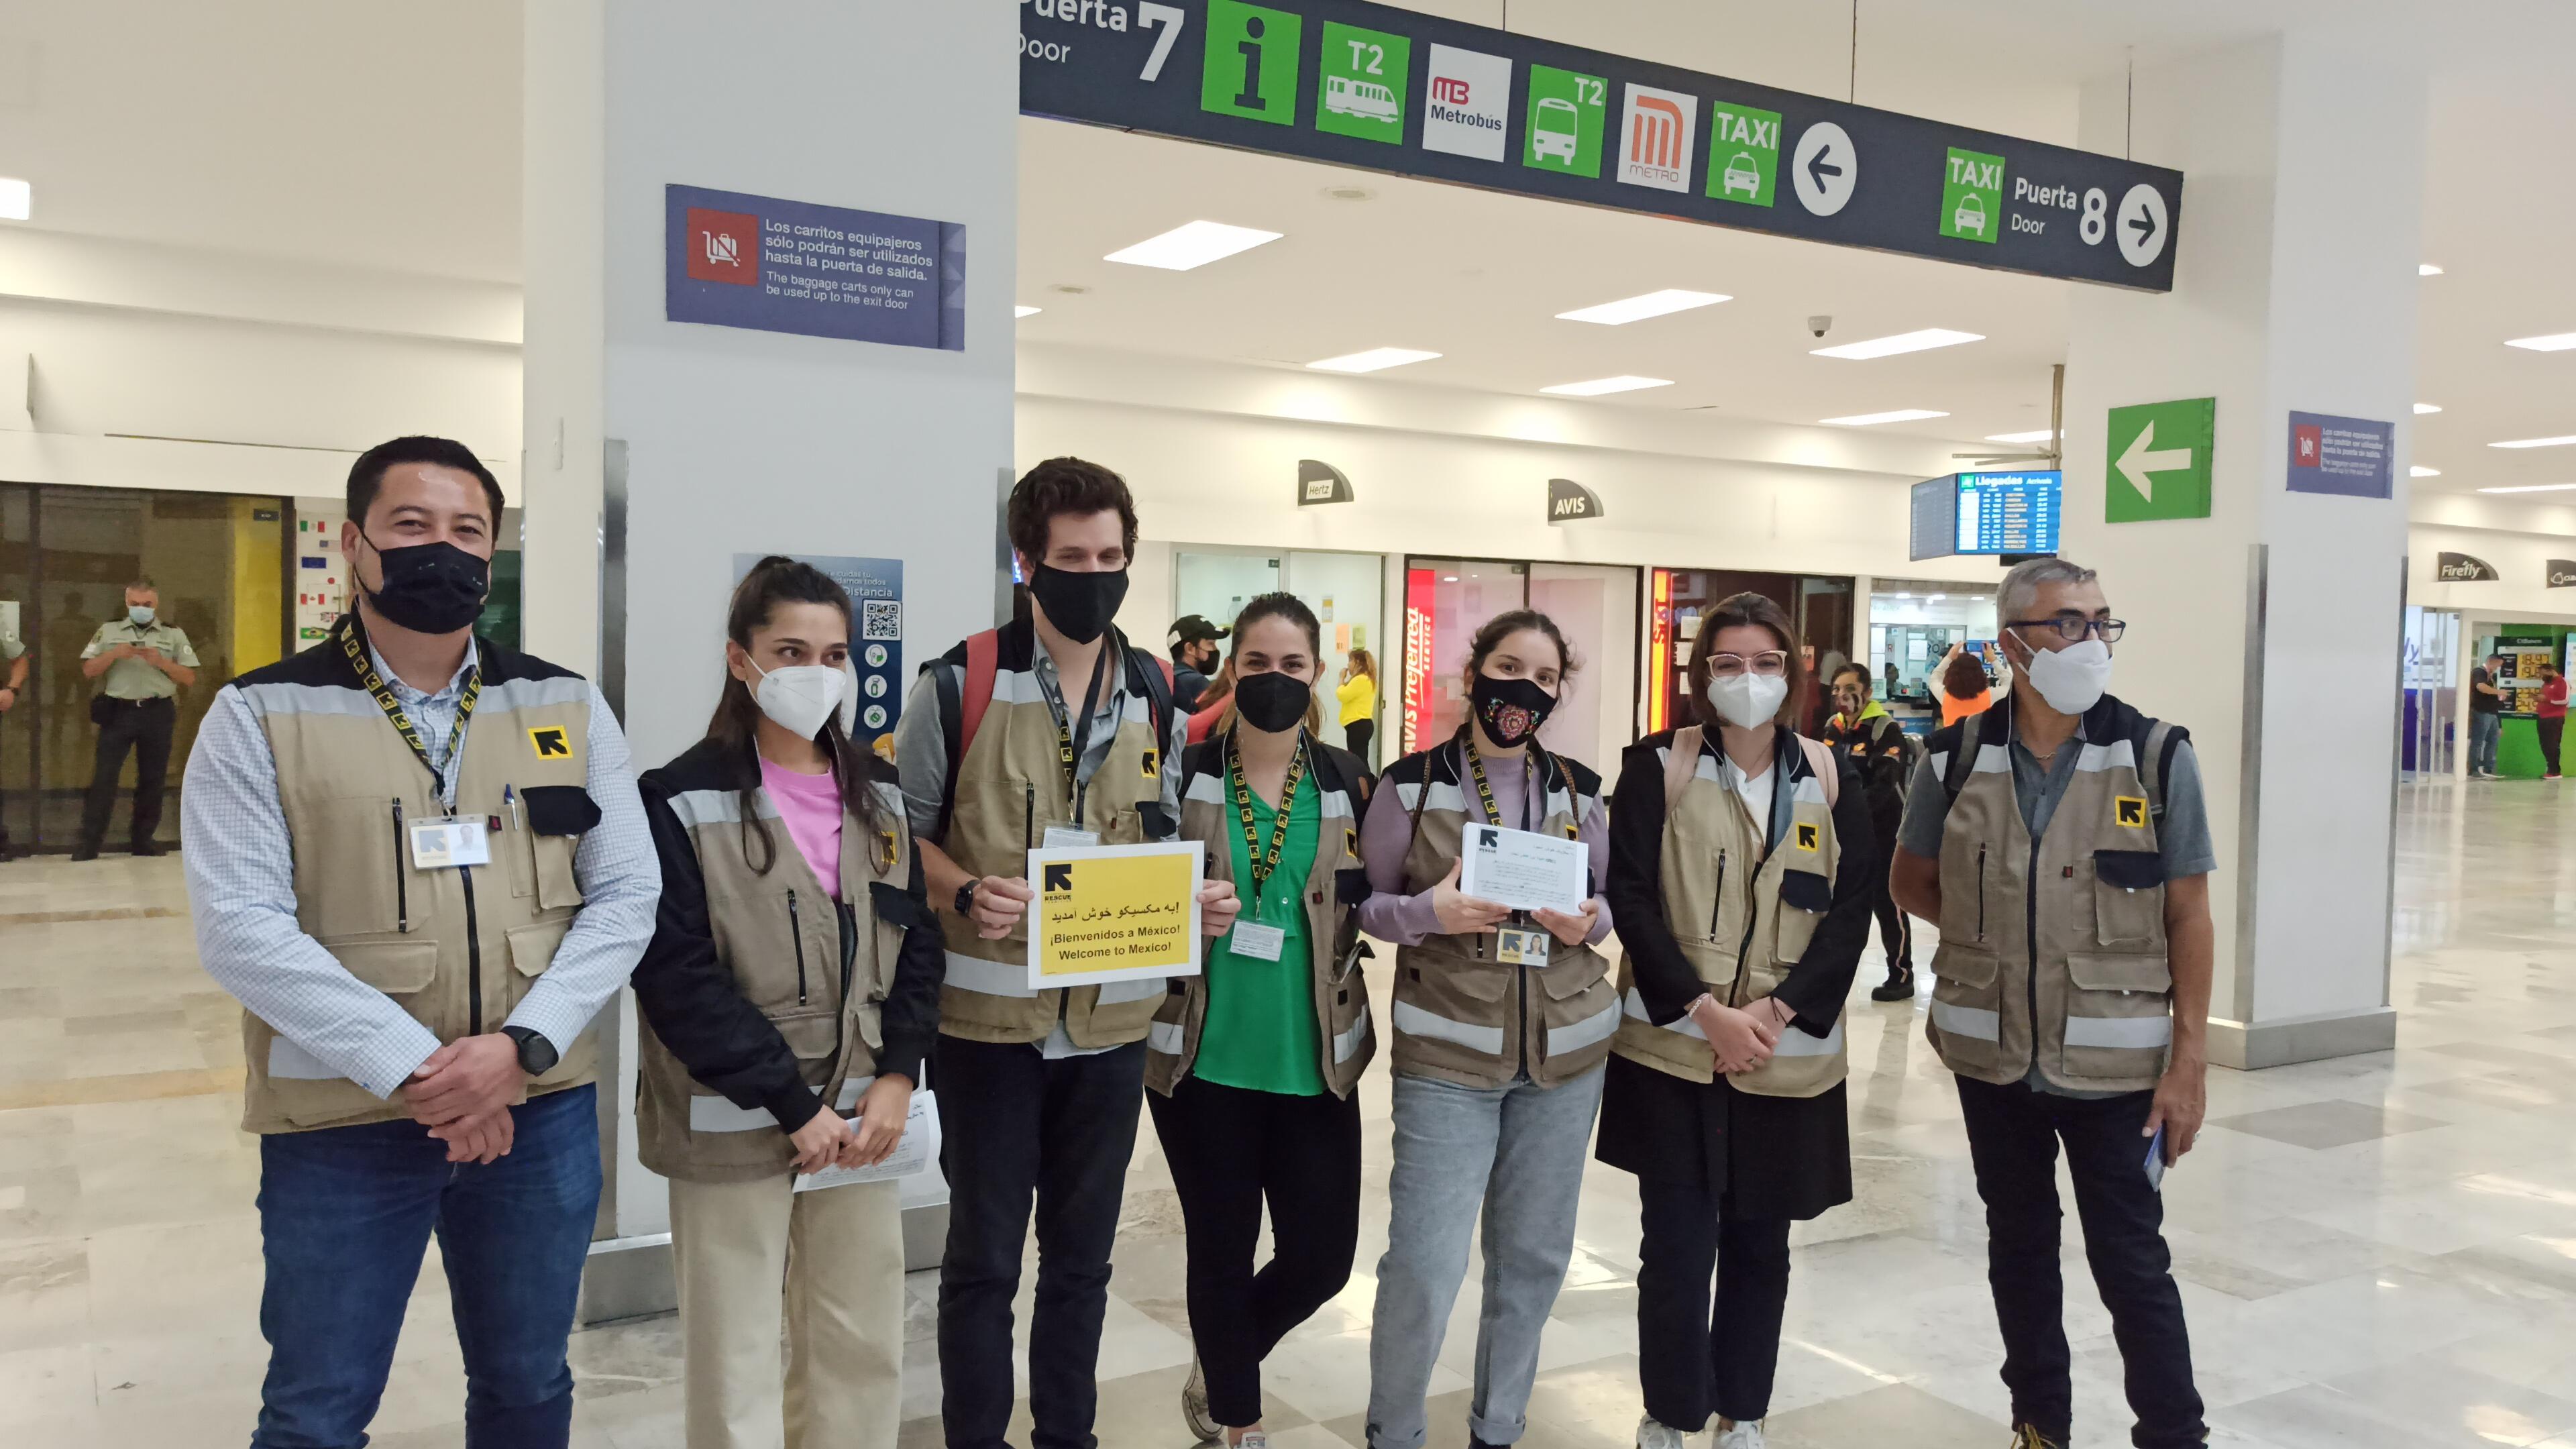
[522, 0, 1017, 1300]
[2058, 33, 2426, 1068]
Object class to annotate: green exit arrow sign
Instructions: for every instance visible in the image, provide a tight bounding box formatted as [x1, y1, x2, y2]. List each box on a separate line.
[2106, 398, 2215, 522]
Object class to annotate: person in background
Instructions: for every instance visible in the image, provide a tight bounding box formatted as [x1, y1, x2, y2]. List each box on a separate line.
[2540, 663, 2568, 780]
[1882, 660, 1902, 700]
[1338, 645, 1380, 765]
[1603, 593, 1876, 1449]
[2467, 653, 2504, 779]
[634, 557, 943, 1449]
[1359, 610, 1617, 1449]
[892, 456, 1238, 1449]
[75, 579, 199, 859]
[1150, 592, 1377, 1449]
[1821, 663, 1918, 1001]
[0, 621, 24, 861]
[1169, 614, 1228, 715]
[1888, 556, 2214, 1449]
[1937, 644, 1994, 729]
[1187, 657, 1237, 747]
[182, 435, 659, 1449]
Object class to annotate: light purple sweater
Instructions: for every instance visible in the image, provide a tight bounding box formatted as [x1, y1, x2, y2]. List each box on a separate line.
[1356, 747, 1614, 947]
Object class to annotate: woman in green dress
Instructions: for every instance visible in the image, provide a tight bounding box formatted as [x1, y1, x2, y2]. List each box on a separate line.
[1144, 592, 1380, 1449]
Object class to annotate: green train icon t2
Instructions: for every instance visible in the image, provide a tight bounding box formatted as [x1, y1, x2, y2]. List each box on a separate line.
[1233, 17, 1269, 109]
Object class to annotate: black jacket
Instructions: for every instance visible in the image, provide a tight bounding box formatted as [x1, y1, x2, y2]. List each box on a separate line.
[633, 739, 944, 1136]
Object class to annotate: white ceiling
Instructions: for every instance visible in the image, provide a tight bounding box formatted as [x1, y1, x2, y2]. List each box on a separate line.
[5, 0, 2575, 494]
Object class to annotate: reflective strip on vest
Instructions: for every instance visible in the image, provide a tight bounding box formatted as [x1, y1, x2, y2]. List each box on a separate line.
[266, 1038, 342, 1081]
[2074, 739, 2139, 773]
[1624, 987, 1707, 1039]
[1932, 998, 2002, 1040]
[1148, 1019, 1186, 1055]
[1772, 1018, 1845, 1057]
[1392, 779, 1472, 816]
[665, 786, 778, 830]
[2063, 1014, 2173, 1049]
[946, 951, 1036, 998]
[1392, 998, 1507, 1056]
[1548, 1000, 1621, 1056]
[1097, 977, 1164, 1004]
[688, 1073, 876, 1134]
[1334, 1004, 1371, 1064]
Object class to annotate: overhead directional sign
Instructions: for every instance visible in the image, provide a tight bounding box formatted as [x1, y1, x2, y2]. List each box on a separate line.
[1020, 0, 2185, 290]
[2106, 398, 2216, 522]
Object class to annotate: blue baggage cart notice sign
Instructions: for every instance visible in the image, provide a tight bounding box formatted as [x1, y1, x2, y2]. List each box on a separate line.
[666, 184, 965, 350]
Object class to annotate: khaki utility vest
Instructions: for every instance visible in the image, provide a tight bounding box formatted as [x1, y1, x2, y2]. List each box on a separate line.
[637, 771, 918, 1184]
[1386, 739, 1617, 1090]
[1145, 735, 1377, 1099]
[227, 623, 595, 1134]
[934, 627, 1171, 1046]
[1612, 725, 1846, 1095]
[1924, 699, 2182, 1093]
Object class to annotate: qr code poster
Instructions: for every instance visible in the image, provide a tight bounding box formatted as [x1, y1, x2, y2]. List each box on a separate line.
[733, 553, 905, 747]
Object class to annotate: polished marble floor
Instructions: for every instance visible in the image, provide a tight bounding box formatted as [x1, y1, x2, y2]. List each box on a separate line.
[6, 779, 2576, 1447]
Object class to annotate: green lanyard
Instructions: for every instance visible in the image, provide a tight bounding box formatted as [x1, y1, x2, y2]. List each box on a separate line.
[343, 616, 480, 797]
[1227, 732, 1307, 905]
[1462, 735, 1578, 839]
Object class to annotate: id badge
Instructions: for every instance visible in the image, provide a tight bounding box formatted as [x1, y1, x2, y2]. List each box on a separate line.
[1041, 824, 1102, 849]
[408, 816, 492, 870]
[1230, 921, 1287, 961]
[1494, 926, 1550, 967]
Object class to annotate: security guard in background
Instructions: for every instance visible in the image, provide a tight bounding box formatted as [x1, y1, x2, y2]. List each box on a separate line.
[0, 619, 25, 860]
[76, 579, 199, 859]
[1888, 556, 2214, 1449]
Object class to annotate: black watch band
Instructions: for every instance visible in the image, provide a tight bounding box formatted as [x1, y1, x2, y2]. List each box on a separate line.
[502, 1025, 559, 1077]
[953, 880, 979, 918]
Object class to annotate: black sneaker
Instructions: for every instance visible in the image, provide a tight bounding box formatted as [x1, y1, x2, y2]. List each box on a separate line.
[70, 847, 99, 863]
[130, 841, 167, 857]
[1870, 968, 1916, 1002]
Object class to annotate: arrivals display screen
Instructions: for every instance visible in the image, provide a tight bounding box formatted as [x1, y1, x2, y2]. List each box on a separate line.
[1953, 470, 2060, 555]
[1908, 476, 1958, 561]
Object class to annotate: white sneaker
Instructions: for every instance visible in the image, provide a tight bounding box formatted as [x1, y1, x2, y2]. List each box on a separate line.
[1716, 1421, 1767, 1449]
[1181, 1358, 1220, 1443]
[1232, 1433, 1269, 1449]
[1636, 1417, 1693, 1449]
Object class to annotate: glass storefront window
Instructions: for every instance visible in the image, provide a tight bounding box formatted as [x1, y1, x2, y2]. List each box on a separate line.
[1400, 557, 1638, 767]
[1646, 568, 1855, 737]
[1870, 580, 1998, 710]
[1171, 547, 1385, 763]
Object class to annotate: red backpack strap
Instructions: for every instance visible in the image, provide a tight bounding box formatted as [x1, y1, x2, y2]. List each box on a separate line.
[961, 629, 1000, 753]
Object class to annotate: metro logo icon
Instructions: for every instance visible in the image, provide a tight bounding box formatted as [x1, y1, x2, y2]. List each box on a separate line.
[1618, 84, 1698, 193]
[1421, 43, 1511, 162]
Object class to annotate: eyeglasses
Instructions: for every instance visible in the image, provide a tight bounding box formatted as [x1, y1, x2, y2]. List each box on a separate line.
[2007, 618, 2127, 643]
[1707, 651, 1790, 679]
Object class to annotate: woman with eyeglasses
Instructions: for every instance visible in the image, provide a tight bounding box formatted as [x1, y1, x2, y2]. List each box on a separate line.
[1599, 592, 1876, 1449]
[1148, 593, 1377, 1449]
[1358, 608, 1618, 1449]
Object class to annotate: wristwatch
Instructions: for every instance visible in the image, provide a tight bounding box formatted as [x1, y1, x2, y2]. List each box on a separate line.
[954, 880, 979, 918]
[502, 1025, 559, 1077]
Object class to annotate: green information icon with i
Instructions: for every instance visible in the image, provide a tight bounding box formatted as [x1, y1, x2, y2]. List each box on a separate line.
[1941, 146, 2004, 244]
[1316, 21, 1409, 144]
[1521, 65, 1607, 177]
[1201, 1, 1303, 127]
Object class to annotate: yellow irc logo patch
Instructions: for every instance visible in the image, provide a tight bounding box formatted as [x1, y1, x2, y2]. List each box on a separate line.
[2115, 796, 2149, 828]
[1140, 747, 1160, 780]
[528, 725, 575, 761]
[1794, 822, 1821, 852]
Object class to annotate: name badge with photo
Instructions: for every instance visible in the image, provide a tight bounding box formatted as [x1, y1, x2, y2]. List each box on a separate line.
[1230, 920, 1287, 961]
[1495, 925, 1551, 967]
[408, 816, 492, 870]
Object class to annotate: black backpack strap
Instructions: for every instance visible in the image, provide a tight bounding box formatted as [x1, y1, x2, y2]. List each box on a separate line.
[931, 659, 965, 841]
[1941, 720, 1983, 805]
[2139, 718, 2190, 823]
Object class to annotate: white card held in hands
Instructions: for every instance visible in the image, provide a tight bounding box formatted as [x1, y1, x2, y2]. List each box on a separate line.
[1456, 824, 1587, 915]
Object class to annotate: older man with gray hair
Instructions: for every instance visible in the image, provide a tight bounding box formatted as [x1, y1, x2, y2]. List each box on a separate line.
[1888, 556, 2214, 1449]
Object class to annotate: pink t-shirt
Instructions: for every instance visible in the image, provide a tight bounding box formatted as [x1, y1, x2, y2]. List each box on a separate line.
[759, 755, 844, 900]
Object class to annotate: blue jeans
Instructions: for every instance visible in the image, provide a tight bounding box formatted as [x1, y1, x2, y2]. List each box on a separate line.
[1366, 1068, 1605, 1449]
[252, 1083, 602, 1449]
[2471, 710, 2502, 773]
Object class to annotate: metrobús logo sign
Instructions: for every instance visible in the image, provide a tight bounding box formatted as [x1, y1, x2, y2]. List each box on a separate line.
[1420, 43, 1511, 162]
[1618, 83, 1699, 193]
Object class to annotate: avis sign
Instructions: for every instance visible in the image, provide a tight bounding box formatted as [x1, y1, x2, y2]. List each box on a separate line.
[2105, 397, 2216, 523]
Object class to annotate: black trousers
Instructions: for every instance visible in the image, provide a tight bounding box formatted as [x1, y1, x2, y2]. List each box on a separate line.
[934, 1035, 1147, 1449]
[1955, 1075, 2206, 1448]
[2542, 716, 2565, 775]
[1870, 878, 1913, 976]
[82, 697, 176, 850]
[1344, 718, 1375, 765]
[1635, 1179, 1793, 1429]
[1146, 1075, 1362, 1428]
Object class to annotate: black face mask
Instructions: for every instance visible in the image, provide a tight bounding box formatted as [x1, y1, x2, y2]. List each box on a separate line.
[1470, 674, 1557, 749]
[1029, 565, 1129, 645]
[362, 536, 490, 635]
[1233, 671, 1311, 735]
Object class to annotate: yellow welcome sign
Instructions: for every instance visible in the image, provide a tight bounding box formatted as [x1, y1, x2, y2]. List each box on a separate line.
[1024, 840, 1205, 989]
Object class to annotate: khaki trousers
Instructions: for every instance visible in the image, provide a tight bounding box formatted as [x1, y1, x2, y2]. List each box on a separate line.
[669, 1171, 906, 1449]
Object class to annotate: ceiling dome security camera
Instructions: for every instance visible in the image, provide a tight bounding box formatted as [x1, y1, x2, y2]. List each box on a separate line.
[1808, 315, 1833, 337]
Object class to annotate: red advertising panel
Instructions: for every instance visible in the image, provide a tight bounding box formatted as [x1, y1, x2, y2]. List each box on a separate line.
[1402, 566, 1437, 755]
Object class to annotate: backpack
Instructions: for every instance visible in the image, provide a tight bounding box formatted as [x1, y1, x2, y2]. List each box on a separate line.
[1938, 708, 2184, 824]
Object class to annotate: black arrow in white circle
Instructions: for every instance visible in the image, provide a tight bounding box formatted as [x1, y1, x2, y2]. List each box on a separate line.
[2115, 183, 2169, 267]
[1807, 148, 1843, 191]
[2127, 208, 2156, 248]
[1791, 122, 1858, 215]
